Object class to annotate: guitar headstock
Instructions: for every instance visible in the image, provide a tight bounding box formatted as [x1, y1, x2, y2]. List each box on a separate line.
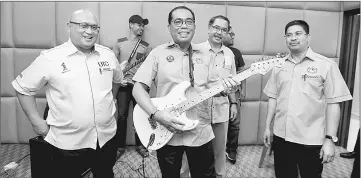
[250, 52, 288, 75]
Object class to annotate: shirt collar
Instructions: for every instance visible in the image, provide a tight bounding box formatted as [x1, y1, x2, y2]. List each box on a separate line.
[166, 40, 200, 52]
[286, 47, 316, 63]
[64, 39, 97, 56]
[204, 40, 225, 53]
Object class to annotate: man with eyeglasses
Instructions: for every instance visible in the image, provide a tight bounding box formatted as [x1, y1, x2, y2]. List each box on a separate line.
[222, 27, 245, 165]
[112, 14, 152, 159]
[12, 10, 122, 178]
[263, 20, 352, 178]
[132, 6, 238, 178]
[198, 15, 238, 178]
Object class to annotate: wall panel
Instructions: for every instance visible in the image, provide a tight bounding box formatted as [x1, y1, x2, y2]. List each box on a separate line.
[13, 2, 56, 49]
[227, 6, 265, 54]
[1, 48, 15, 97]
[304, 10, 340, 57]
[99, 2, 142, 48]
[1, 2, 13, 48]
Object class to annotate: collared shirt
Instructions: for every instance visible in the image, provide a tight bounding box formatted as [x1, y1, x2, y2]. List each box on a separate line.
[12, 40, 123, 150]
[132, 41, 214, 146]
[112, 37, 152, 82]
[263, 48, 352, 145]
[198, 40, 237, 124]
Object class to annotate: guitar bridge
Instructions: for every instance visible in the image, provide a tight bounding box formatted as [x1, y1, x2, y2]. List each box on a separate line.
[148, 117, 158, 130]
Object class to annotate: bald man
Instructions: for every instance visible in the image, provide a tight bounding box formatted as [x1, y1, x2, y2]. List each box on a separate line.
[12, 10, 123, 178]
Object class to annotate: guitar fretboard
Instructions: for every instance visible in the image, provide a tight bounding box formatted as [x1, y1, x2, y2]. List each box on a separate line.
[176, 68, 254, 113]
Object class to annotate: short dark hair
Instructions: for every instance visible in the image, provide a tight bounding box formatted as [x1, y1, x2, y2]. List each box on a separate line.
[208, 15, 230, 31]
[285, 20, 309, 34]
[168, 6, 195, 25]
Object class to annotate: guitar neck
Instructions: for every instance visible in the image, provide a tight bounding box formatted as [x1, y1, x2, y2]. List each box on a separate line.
[176, 68, 254, 113]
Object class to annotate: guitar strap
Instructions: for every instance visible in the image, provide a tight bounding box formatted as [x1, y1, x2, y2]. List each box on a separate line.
[188, 45, 195, 87]
[127, 38, 142, 63]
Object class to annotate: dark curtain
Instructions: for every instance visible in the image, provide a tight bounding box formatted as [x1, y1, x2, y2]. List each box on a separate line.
[337, 9, 360, 148]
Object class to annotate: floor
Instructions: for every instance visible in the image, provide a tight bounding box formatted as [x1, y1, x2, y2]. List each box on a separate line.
[0, 144, 355, 178]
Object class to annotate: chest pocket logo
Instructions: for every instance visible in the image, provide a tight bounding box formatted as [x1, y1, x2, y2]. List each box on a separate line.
[195, 58, 203, 64]
[300, 73, 323, 99]
[166, 55, 174, 62]
[61, 62, 71, 73]
[307, 66, 318, 74]
[98, 61, 111, 74]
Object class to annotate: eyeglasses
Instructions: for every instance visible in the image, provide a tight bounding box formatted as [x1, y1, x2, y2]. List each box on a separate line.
[284, 32, 307, 39]
[172, 18, 195, 27]
[228, 32, 235, 38]
[211, 25, 228, 33]
[69, 21, 100, 32]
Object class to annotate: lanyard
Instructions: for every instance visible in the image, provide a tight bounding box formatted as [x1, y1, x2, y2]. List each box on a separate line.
[128, 39, 141, 63]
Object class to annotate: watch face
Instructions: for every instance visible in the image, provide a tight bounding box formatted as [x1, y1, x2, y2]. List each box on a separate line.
[332, 136, 338, 142]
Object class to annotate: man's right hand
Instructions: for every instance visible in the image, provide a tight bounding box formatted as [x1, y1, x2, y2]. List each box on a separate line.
[263, 128, 272, 147]
[153, 109, 186, 133]
[32, 119, 49, 138]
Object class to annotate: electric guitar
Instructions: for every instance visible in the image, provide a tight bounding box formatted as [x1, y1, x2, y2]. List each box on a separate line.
[133, 53, 288, 151]
[120, 55, 147, 85]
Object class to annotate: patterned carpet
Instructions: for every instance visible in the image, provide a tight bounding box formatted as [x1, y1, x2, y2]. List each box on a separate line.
[0, 144, 355, 178]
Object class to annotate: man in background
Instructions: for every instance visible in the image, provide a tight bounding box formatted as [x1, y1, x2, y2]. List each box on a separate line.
[199, 15, 238, 178]
[222, 26, 246, 164]
[112, 15, 152, 158]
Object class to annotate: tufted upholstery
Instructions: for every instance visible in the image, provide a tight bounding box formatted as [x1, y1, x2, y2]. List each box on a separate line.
[1, 1, 359, 144]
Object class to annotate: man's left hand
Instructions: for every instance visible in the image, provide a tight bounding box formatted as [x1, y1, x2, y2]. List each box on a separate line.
[320, 139, 335, 164]
[229, 104, 237, 121]
[221, 75, 240, 91]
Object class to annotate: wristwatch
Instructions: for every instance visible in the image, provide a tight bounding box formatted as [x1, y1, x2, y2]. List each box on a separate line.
[325, 135, 338, 143]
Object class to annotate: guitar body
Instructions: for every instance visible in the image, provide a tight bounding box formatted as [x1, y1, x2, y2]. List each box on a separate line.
[133, 81, 199, 151]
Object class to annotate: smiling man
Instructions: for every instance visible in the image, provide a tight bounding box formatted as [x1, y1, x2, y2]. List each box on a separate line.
[198, 15, 238, 178]
[112, 14, 152, 159]
[132, 6, 239, 178]
[12, 10, 123, 178]
[263, 20, 352, 178]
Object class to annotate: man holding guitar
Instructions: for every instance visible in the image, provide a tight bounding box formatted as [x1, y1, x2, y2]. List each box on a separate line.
[132, 6, 239, 178]
[112, 14, 152, 158]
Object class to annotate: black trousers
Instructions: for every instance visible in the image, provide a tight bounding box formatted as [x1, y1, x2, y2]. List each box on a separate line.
[157, 141, 216, 178]
[115, 85, 143, 148]
[273, 135, 323, 178]
[351, 130, 360, 178]
[226, 90, 241, 153]
[50, 136, 117, 178]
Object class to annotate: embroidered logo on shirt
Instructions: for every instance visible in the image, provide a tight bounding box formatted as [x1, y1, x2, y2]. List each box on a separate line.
[302, 74, 321, 81]
[195, 58, 203, 64]
[307, 66, 318, 74]
[61, 62, 71, 73]
[166, 55, 174, 62]
[98, 61, 111, 74]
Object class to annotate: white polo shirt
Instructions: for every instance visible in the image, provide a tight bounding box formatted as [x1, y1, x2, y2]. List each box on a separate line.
[12, 40, 123, 150]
